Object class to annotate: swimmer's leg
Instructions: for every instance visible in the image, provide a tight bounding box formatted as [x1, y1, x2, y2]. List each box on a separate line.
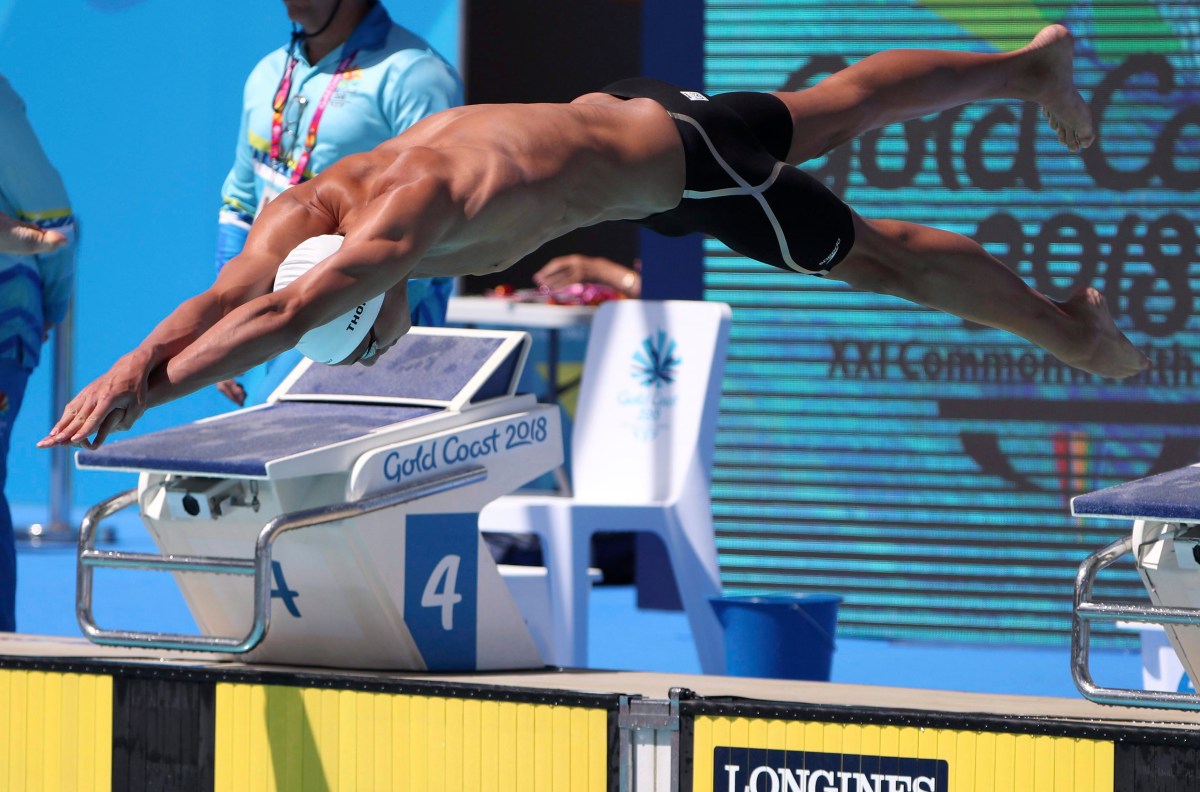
[774, 24, 1093, 161]
[829, 213, 1148, 380]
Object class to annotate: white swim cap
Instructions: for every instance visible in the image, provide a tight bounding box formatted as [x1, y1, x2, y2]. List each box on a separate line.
[273, 234, 385, 365]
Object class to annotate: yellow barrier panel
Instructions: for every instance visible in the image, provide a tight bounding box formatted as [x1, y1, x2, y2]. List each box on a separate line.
[214, 683, 609, 792]
[0, 668, 113, 792]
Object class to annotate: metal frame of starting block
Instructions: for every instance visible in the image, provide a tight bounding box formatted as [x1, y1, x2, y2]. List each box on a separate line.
[1072, 464, 1200, 710]
[75, 465, 487, 654]
[73, 327, 565, 672]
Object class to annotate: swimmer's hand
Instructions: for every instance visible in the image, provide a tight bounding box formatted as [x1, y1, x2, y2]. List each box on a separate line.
[37, 353, 152, 449]
[368, 281, 413, 363]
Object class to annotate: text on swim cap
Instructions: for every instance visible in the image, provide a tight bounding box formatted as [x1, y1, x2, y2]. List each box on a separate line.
[346, 302, 367, 332]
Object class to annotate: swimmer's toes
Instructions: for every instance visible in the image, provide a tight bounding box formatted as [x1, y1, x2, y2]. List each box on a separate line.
[1041, 105, 1092, 152]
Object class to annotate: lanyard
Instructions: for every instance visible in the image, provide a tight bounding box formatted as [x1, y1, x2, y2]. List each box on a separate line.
[270, 45, 358, 185]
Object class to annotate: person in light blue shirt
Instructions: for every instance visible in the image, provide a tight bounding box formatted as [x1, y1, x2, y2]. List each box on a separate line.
[0, 74, 77, 631]
[216, 0, 461, 405]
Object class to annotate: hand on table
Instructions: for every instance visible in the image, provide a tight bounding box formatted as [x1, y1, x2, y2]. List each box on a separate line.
[534, 255, 641, 297]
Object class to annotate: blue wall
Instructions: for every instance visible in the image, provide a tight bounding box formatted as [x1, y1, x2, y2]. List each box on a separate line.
[638, 0, 704, 302]
[0, 0, 459, 512]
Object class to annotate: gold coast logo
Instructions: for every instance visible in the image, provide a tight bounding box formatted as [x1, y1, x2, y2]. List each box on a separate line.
[617, 329, 680, 440]
[632, 330, 681, 388]
[714, 747, 948, 792]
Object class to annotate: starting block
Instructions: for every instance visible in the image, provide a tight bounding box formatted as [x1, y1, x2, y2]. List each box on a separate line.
[1072, 463, 1200, 709]
[74, 327, 563, 672]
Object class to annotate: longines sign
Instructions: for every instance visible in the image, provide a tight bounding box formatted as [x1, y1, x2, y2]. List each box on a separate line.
[713, 747, 947, 792]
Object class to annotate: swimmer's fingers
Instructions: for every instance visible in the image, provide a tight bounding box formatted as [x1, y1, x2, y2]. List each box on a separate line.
[371, 319, 409, 363]
[62, 401, 116, 447]
[356, 326, 403, 367]
[42, 386, 139, 448]
[71, 402, 136, 449]
[41, 356, 153, 447]
[373, 334, 402, 362]
[48, 393, 89, 435]
[42, 409, 72, 444]
[40, 395, 96, 447]
[369, 283, 412, 357]
[377, 318, 409, 352]
[86, 408, 128, 450]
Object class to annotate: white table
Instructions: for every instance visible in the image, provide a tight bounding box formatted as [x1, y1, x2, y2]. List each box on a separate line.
[447, 296, 597, 328]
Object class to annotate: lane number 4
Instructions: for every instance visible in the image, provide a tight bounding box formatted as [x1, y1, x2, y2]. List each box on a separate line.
[421, 555, 464, 630]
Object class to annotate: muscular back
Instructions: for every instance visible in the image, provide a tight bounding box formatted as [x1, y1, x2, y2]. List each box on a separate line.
[314, 97, 686, 277]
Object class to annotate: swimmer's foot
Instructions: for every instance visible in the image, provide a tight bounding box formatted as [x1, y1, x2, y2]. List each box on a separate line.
[1056, 288, 1149, 379]
[1016, 24, 1095, 152]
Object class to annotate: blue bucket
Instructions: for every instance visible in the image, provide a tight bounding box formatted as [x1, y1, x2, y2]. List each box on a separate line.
[709, 593, 841, 680]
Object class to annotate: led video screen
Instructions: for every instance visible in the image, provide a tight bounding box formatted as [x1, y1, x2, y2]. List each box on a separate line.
[705, 1, 1199, 643]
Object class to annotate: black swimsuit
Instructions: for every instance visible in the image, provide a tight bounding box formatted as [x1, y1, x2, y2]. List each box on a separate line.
[603, 77, 855, 275]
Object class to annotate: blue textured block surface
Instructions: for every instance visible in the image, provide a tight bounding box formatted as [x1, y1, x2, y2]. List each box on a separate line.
[285, 334, 506, 402]
[1072, 464, 1200, 521]
[77, 402, 438, 477]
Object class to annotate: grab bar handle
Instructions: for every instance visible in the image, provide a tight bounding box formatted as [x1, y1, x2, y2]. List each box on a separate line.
[76, 465, 487, 653]
[1072, 532, 1200, 710]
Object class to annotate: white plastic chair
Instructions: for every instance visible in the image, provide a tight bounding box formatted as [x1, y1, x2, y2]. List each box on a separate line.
[479, 299, 732, 672]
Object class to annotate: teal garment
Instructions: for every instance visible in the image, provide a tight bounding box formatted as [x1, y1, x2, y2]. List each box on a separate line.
[0, 75, 76, 370]
[217, 3, 462, 240]
[215, 3, 462, 400]
[0, 74, 73, 632]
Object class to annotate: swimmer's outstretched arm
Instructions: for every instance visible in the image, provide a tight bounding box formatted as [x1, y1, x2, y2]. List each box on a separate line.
[36, 193, 333, 448]
[35, 278, 272, 450]
[148, 236, 421, 405]
[38, 238, 410, 449]
[39, 179, 453, 449]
